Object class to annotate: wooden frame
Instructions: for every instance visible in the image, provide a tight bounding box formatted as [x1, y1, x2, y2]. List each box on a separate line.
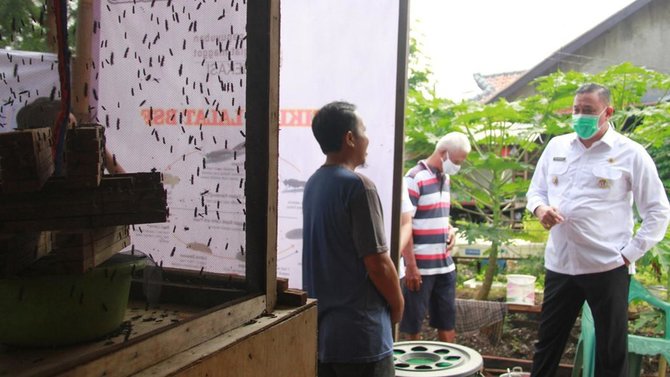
[246, 0, 280, 312]
[391, 0, 411, 268]
[71, 0, 281, 314]
[71, 0, 280, 312]
[132, 300, 317, 377]
[1, 296, 267, 377]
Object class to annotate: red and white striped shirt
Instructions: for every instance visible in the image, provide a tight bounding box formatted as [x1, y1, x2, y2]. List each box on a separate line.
[405, 160, 454, 275]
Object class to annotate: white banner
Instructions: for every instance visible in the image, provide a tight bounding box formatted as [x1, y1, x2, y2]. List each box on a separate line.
[278, 0, 401, 288]
[0, 50, 59, 131]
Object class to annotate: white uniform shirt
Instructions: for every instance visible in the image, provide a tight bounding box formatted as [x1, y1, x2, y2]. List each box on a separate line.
[526, 127, 670, 275]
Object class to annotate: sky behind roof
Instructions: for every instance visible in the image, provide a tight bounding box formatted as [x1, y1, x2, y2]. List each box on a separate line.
[410, 0, 637, 101]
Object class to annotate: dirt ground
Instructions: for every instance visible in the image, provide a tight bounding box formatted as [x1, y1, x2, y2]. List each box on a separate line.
[403, 287, 662, 377]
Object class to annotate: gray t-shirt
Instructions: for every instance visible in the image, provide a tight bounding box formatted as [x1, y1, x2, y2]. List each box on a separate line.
[302, 165, 391, 363]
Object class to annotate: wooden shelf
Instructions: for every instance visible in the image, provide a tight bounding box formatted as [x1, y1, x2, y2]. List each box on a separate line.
[0, 173, 168, 232]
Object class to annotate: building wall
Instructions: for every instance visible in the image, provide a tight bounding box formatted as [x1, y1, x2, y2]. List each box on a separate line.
[565, 0, 670, 74]
[510, 0, 670, 100]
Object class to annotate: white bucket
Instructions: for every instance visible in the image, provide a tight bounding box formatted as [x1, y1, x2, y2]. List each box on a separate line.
[506, 274, 536, 305]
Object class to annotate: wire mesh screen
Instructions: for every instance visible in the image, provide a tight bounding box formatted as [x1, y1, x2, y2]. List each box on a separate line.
[90, 0, 248, 275]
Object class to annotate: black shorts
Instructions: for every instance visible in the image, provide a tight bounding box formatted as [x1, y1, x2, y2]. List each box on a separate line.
[399, 270, 456, 334]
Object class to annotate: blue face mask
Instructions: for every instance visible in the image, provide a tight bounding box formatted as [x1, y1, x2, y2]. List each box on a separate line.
[572, 108, 606, 139]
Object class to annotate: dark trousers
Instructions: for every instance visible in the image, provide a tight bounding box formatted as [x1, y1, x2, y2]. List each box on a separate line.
[530, 265, 630, 377]
[318, 355, 395, 377]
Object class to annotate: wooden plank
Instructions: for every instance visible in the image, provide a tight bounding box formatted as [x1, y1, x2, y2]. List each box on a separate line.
[0, 231, 52, 276]
[0, 198, 167, 224]
[0, 301, 200, 376]
[276, 277, 289, 292]
[246, 0, 279, 314]
[129, 279, 249, 309]
[54, 226, 129, 250]
[0, 197, 167, 219]
[2, 212, 169, 233]
[389, 0, 410, 341]
[0, 173, 168, 231]
[3, 295, 266, 377]
[150, 267, 247, 290]
[59, 295, 267, 377]
[49, 226, 131, 272]
[63, 124, 104, 188]
[508, 303, 542, 314]
[276, 276, 306, 307]
[1, 153, 53, 178]
[65, 160, 103, 170]
[70, 0, 94, 123]
[0, 128, 54, 193]
[133, 300, 317, 377]
[277, 288, 307, 307]
[390, 0, 410, 269]
[78, 236, 130, 268]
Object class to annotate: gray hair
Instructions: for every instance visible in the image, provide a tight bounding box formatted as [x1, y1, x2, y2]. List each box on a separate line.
[435, 132, 471, 153]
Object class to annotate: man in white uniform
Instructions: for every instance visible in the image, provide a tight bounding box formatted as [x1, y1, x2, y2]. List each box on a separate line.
[526, 83, 670, 377]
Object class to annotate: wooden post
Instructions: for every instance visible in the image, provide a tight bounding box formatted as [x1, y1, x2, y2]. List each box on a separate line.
[72, 0, 95, 122]
[45, 1, 58, 53]
[392, 0, 410, 269]
[392, 0, 411, 341]
[246, 0, 280, 313]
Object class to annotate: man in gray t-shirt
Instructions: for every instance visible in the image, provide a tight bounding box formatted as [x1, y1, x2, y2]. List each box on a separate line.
[302, 101, 403, 377]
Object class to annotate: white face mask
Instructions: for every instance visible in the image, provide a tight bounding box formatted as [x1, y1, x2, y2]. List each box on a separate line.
[442, 154, 461, 175]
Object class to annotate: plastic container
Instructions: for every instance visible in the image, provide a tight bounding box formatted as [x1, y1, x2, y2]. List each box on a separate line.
[393, 341, 483, 377]
[506, 274, 536, 306]
[0, 251, 147, 346]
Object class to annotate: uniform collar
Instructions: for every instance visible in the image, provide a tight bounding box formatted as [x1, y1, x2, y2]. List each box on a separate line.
[599, 123, 617, 147]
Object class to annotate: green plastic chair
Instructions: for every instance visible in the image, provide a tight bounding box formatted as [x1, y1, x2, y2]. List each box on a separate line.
[571, 278, 670, 377]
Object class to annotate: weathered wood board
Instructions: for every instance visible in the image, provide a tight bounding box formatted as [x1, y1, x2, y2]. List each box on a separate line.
[0, 128, 54, 193]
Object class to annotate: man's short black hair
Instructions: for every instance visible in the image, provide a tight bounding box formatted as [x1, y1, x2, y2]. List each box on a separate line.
[576, 83, 611, 105]
[311, 101, 359, 154]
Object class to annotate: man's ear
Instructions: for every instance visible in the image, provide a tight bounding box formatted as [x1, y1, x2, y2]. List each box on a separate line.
[344, 130, 355, 148]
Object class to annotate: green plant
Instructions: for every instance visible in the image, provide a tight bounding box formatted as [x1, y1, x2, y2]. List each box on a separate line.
[405, 59, 670, 300]
[628, 301, 665, 338]
[0, 0, 77, 51]
[636, 231, 670, 286]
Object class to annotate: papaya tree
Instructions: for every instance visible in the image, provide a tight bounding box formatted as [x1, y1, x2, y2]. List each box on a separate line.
[405, 59, 670, 300]
[446, 99, 541, 300]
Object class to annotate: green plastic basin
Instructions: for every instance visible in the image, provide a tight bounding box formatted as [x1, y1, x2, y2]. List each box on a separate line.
[0, 252, 146, 347]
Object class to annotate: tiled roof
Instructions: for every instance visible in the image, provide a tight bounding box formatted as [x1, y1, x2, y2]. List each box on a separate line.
[471, 71, 527, 103]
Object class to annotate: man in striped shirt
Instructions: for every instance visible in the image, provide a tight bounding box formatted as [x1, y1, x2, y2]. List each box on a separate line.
[399, 132, 471, 342]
